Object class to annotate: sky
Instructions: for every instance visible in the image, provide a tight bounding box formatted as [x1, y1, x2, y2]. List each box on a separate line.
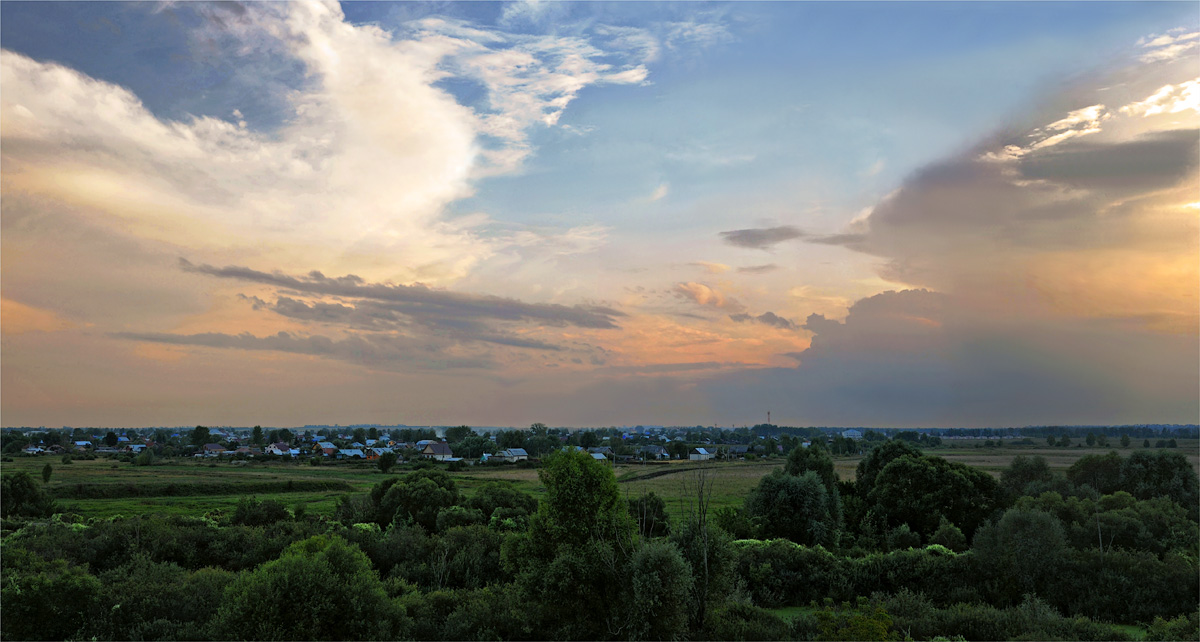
[1, 1, 1197, 428]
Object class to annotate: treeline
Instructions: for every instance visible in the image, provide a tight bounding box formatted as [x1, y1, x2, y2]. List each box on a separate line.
[2, 444, 1198, 641]
[48, 478, 352, 500]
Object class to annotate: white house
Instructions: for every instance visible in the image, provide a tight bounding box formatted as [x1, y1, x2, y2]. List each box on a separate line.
[689, 447, 714, 461]
[841, 429, 863, 440]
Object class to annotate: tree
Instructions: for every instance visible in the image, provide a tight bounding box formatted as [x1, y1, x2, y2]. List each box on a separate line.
[1086, 432, 1096, 447]
[929, 517, 967, 552]
[1047, 436, 1057, 447]
[377, 451, 398, 474]
[534, 448, 633, 548]
[577, 430, 600, 449]
[104, 431, 119, 448]
[1066, 451, 1123, 495]
[785, 442, 837, 490]
[1001, 455, 1053, 499]
[377, 469, 460, 531]
[629, 492, 671, 538]
[352, 427, 367, 444]
[1121, 434, 1131, 448]
[191, 426, 210, 448]
[212, 535, 408, 640]
[1143, 438, 1151, 448]
[855, 439, 922, 497]
[452, 433, 494, 460]
[627, 540, 694, 641]
[1120, 450, 1199, 518]
[745, 470, 835, 546]
[1, 472, 56, 518]
[465, 481, 538, 521]
[1058, 434, 1071, 447]
[251, 426, 264, 445]
[496, 429, 528, 450]
[445, 425, 473, 444]
[973, 507, 1066, 600]
[41, 463, 53, 485]
[868, 454, 999, 540]
[1, 552, 102, 641]
[368, 427, 379, 440]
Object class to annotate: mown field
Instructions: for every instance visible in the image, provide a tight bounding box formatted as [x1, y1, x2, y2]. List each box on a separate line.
[4, 439, 1196, 522]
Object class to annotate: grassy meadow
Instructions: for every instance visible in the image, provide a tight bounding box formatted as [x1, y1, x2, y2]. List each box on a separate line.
[4, 439, 1196, 522]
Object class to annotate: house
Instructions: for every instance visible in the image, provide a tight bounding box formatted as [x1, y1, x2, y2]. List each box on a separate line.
[588, 446, 613, 456]
[266, 445, 291, 456]
[841, 429, 863, 440]
[496, 448, 528, 463]
[202, 443, 227, 457]
[640, 445, 668, 460]
[422, 441, 454, 461]
[590, 452, 608, 462]
[367, 447, 394, 459]
[689, 447, 714, 461]
[314, 442, 338, 457]
[725, 445, 750, 458]
[73, 441, 92, 450]
[338, 449, 365, 459]
[23, 446, 45, 455]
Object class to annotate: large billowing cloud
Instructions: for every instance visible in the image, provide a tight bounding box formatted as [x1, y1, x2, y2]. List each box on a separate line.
[0, 1, 674, 425]
[703, 38, 1200, 426]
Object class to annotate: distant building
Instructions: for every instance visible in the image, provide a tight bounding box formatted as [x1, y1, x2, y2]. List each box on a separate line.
[841, 429, 863, 440]
[202, 443, 227, 457]
[640, 445, 668, 460]
[496, 448, 528, 463]
[725, 445, 750, 458]
[689, 447, 714, 461]
[314, 441, 338, 457]
[422, 441, 454, 461]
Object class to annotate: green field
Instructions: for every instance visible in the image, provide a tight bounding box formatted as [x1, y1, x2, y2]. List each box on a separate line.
[4, 440, 1196, 521]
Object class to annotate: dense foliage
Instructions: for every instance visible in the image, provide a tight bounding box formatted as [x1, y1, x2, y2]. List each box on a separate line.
[1, 441, 1197, 641]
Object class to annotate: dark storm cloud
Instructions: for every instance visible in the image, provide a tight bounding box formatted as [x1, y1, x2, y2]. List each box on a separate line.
[700, 290, 1200, 427]
[1018, 128, 1199, 192]
[737, 264, 780, 274]
[111, 330, 495, 370]
[719, 226, 805, 249]
[266, 296, 563, 351]
[180, 259, 624, 329]
[729, 311, 796, 330]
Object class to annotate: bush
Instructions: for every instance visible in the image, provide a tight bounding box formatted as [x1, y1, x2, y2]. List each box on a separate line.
[886, 523, 921, 550]
[1144, 610, 1200, 641]
[704, 602, 792, 641]
[929, 518, 967, 552]
[231, 496, 291, 527]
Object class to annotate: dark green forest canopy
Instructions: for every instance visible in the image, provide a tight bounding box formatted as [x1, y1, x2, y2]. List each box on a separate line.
[2, 445, 1197, 641]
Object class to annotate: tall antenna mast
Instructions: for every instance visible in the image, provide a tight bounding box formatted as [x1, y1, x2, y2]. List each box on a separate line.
[767, 411, 771, 426]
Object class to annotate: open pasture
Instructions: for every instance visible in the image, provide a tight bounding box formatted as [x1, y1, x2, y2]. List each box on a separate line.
[4, 440, 1194, 521]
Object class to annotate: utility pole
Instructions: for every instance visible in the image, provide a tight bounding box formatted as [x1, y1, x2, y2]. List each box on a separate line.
[767, 411, 771, 426]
